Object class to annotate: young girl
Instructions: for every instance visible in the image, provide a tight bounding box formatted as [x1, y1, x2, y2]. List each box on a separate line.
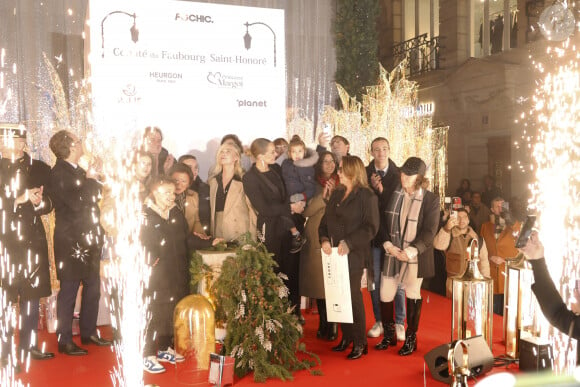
[281, 135, 318, 252]
[141, 176, 221, 373]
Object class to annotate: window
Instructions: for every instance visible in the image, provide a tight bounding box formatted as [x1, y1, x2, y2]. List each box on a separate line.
[472, 0, 518, 58]
[403, 0, 439, 41]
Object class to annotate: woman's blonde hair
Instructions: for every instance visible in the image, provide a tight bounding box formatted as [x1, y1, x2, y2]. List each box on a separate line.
[340, 155, 369, 190]
[209, 143, 243, 179]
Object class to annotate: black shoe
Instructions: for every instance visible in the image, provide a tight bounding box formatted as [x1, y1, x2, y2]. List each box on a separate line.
[331, 338, 352, 352]
[327, 323, 338, 341]
[29, 346, 55, 360]
[297, 315, 306, 325]
[289, 234, 307, 253]
[81, 335, 113, 346]
[58, 342, 88, 356]
[347, 344, 368, 360]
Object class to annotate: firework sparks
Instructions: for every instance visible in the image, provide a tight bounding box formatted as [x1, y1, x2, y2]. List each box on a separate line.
[99, 140, 151, 387]
[528, 39, 580, 373]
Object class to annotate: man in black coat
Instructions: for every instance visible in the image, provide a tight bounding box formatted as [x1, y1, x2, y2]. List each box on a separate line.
[364, 137, 406, 341]
[0, 125, 54, 362]
[47, 130, 111, 356]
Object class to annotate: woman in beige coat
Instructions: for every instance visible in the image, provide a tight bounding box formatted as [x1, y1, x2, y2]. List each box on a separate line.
[169, 163, 205, 235]
[208, 143, 256, 242]
[299, 151, 339, 341]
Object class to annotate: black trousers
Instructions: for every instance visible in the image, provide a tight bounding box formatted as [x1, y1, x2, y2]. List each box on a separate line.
[144, 300, 176, 357]
[56, 273, 100, 344]
[341, 268, 366, 347]
[19, 298, 40, 349]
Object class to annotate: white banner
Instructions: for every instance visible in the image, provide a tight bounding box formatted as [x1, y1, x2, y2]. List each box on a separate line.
[86, 0, 285, 169]
[321, 247, 353, 324]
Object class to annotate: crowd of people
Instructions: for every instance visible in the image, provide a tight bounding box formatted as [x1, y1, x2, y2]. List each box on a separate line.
[0, 124, 531, 375]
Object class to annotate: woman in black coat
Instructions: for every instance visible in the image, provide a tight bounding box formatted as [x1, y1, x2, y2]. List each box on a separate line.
[0, 126, 54, 360]
[141, 176, 219, 373]
[319, 155, 379, 360]
[242, 138, 305, 314]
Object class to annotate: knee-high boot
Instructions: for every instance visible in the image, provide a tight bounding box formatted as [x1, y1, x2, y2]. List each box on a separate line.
[316, 299, 328, 339]
[375, 301, 396, 350]
[399, 298, 422, 356]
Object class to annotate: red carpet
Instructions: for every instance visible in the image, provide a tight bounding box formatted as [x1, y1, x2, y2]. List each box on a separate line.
[18, 290, 512, 386]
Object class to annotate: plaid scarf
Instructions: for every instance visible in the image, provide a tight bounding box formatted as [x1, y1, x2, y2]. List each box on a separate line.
[382, 186, 424, 278]
[175, 192, 187, 213]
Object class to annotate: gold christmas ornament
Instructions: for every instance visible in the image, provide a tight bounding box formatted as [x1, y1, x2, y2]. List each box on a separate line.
[174, 294, 216, 384]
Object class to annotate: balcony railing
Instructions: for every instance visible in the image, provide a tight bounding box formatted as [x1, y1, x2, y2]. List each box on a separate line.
[393, 33, 442, 76]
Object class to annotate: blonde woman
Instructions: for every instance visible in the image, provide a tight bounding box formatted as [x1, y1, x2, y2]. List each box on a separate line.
[208, 143, 256, 241]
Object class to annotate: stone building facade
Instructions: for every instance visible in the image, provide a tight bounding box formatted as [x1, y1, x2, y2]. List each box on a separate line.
[378, 0, 560, 204]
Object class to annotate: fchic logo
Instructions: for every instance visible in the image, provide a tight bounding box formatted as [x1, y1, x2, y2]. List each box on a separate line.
[174, 13, 213, 23]
[207, 72, 243, 89]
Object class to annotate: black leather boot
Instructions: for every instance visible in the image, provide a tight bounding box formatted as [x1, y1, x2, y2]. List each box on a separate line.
[331, 337, 352, 352]
[375, 301, 396, 350]
[375, 323, 396, 350]
[327, 323, 338, 341]
[398, 298, 422, 356]
[347, 344, 368, 360]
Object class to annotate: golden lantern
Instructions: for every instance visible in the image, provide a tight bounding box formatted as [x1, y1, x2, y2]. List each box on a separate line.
[451, 239, 494, 349]
[174, 294, 216, 385]
[503, 253, 535, 358]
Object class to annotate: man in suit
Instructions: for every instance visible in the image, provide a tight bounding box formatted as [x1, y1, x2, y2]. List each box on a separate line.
[47, 130, 112, 356]
[0, 124, 55, 365]
[365, 138, 407, 343]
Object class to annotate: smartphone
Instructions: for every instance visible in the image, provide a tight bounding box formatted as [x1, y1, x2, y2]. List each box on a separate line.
[515, 215, 536, 248]
[450, 197, 462, 219]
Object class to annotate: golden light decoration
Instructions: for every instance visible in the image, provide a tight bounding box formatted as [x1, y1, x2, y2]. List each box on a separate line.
[311, 62, 448, 204]
[528, 38, 580, 373]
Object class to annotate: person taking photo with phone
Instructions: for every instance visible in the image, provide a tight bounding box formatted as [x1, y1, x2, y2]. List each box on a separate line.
[480, 197, 521, 314]
[433, 208, 490, 297]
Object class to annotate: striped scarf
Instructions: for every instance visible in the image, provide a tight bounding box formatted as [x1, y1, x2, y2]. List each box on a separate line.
[382, 186, 424, 278]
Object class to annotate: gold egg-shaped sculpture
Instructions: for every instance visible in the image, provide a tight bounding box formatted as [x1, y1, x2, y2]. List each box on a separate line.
[174, 294, 216, 384]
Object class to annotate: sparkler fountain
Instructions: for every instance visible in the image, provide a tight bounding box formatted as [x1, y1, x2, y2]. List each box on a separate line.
[522, 0, 580, 374]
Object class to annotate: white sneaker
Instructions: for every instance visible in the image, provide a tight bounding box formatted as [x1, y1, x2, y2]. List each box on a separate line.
[144, 356, 166, 374]
[157, 349, 176, 364]
[166, 347, 185, 363]
[367, 321, 383, 338]
[395, 323, 405, 341]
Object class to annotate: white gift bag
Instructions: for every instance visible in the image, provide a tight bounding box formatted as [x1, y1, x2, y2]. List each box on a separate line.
[321, 247, 353, 323]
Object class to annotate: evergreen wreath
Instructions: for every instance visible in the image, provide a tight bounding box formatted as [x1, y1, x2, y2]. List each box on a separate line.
[211, 240, 321, 382]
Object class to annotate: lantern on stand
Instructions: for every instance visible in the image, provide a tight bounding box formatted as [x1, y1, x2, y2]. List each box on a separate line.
[451, 239, 494, 349]
[174, 294, 216, 385]
[503, 253, 536, 358]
